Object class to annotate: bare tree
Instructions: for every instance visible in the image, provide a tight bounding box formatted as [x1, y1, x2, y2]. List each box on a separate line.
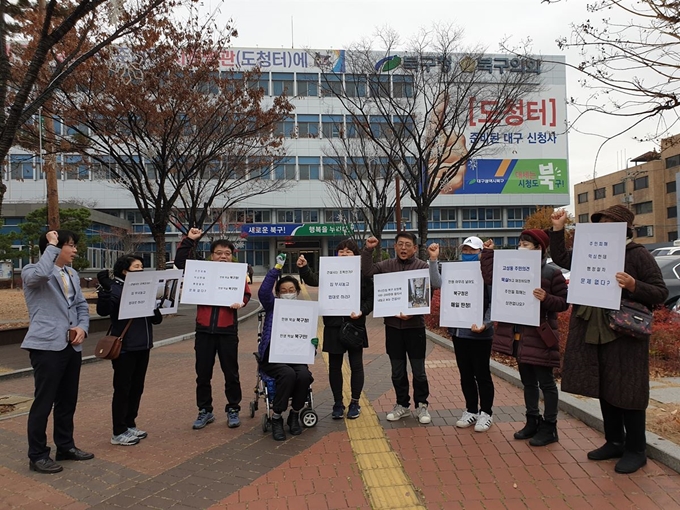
[542, 0, 680, 145]
[324, 24, 541, 258]
[43, 14, 292, 268]
[322, 117, 406, 259]
[0, 0, 180, 219]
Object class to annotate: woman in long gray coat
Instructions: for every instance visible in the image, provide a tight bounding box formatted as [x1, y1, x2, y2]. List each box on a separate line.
[550, 205, 667, 474]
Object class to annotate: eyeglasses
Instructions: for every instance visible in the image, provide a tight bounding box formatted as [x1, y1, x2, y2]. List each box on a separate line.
[395, 242, 414, 248]
[64, 243, 77, 248]
[213, 250, 232, 257]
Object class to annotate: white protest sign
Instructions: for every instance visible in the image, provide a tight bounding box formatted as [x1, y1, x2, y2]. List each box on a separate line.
[373, 268, 431, 318]
[439, 262, 484, 329]
[491, 249, 542, 327]
[269, 298, 318, 365]
[317, 256, 361, 316]
[154, 269, 183, 315]
[180, 260, 247, 306]
[118, 271, 157, 320]
[567, 222, 626, 310]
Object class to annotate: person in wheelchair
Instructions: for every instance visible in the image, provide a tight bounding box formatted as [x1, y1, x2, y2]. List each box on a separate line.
[258, 254, 316, 441]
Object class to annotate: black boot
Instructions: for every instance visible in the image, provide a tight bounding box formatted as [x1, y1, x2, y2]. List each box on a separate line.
[529, 420, 558, 447]
[271, 416, 286, 441]
[514, 415, 542, 440]
[287, 411, 302, 435]
[587, 441, 625, 461]
[615, 450, 647, 474]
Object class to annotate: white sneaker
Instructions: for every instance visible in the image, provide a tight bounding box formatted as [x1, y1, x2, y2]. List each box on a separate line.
[456, 411, 478, 428]
[416, 403, 431, 424]
[127, 427, 148, 439]
[474, 411, 493, 432]
[111, 430, 141, 446]
[386, 404, 409, 421]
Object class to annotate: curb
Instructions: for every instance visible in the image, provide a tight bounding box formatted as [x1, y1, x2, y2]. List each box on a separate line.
[426, 329, 680, 474]
[0, 303, 264, 382]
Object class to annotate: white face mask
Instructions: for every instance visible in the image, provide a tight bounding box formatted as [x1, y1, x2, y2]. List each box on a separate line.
[279, 293, 297, 300]
[517, 246, 531, 251]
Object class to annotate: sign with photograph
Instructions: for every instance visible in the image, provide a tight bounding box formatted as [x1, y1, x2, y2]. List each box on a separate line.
[154, 269, 183, 315]
[373, 269, 431, 318]
[118, 271, 158, 320]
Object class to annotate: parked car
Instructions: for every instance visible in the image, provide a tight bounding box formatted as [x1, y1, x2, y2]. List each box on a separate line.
[651, 239, 680, 257]
[654, 255, 680, 309]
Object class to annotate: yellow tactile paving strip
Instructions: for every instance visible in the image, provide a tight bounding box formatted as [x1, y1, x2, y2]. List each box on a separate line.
[315, 321, 426, 510]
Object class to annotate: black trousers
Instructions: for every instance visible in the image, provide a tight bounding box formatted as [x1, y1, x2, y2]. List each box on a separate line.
[194, 332, 241, 413]
[27, 346, 82, 462]
[518, 363, 558, 422]
[600, 398, 646, 452]
[328, 348, 364, 403]
[385, 326, 429, 408]
[260, 362, 313, 414]
[452, 336, 494, 415]
[111, 349, 150, 436]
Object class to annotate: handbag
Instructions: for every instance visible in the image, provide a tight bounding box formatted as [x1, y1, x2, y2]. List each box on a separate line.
[607, 299, 653, 339]
[537, 321, 559, 348]
[95, 320, 133, 360]
[339, 321, 366, 350]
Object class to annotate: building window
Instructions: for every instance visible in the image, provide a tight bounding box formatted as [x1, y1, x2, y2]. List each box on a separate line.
[321, 115, 343, 139]
[635, 225, 653, 237]
[322, 157, 343, 180]
[369, 75, 390, 98]
[393, 75, 414, 98]
[320, 74, 342, 97]
[577, 192, 588, 203]
[274, 117, 295, 138]
[594, 187, 606, 200]
[666, 154, 680, 169]
[62, 154, 89, 180]
[669, 231, 679, 242]
[507, 207, 537, 228]
[296, 73, 318, 97]
[462, 208, 502, 228]
[298, 157, 320, 180]
[273, 158, 296, 180]
[668, 181, 677, 193]
[234, 209, 271, 223]
[345, 74, 367, 98]
[427, 208, 456, 229]
[249, 157, 271, 180]
[634, 201, 653, 215]
[297, 114, 319, 138]
[578, 213, 589, 223]
[668, 206, 677, 219]
[272, 73, 294, 96]
[613, 182, 625, 195]
[325, 209, 358, 223]
[277, 209, 302, 223]
[9, 154, 34, 180]
[633, 175, 649, 190]
[369, 115, 389, 138]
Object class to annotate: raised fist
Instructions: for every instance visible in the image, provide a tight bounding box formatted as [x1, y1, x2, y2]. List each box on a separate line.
[297, 255, 307, 268]
[275, 253, 287, 270]
[365, 236, 379, 250]
[96, 270, 113, 291]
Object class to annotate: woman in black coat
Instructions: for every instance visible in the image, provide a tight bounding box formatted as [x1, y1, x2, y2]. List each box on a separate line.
[96, 254, 162, 446]
[550, 206, 668, 474]
[297, 239, 373, 420]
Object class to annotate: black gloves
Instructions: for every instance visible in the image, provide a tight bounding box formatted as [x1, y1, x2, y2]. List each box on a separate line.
[97, 270, 113, 291]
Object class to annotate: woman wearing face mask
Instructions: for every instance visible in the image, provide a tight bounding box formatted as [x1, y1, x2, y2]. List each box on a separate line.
[297, 240, 373, 420]
[258, 254, 315, 441]
[96, 255, 163, 446]
[481, 230, 568, 446]
[434, 236, 496, 432]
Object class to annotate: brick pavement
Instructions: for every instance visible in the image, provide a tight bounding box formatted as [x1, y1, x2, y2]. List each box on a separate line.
[1, 294, 680, 509]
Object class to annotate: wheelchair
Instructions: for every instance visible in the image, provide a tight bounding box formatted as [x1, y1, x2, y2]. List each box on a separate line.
[249, 311, 319, 432]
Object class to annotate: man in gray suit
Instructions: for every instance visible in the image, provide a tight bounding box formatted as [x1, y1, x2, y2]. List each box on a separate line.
[22, 229, 94, 473]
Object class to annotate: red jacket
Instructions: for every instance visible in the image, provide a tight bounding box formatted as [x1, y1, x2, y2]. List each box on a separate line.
[175, 237, 251, 334]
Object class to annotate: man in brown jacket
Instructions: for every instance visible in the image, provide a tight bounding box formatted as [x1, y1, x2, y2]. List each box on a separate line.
[361, 232, 440, 424]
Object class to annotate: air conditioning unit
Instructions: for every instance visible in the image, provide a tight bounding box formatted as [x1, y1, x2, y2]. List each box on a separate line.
[620, 194, 633, 204]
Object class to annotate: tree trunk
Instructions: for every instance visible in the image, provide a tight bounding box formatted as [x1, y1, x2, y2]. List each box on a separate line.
[44, 114, 60, 229]
[153, 230, 167, 270]
[417, 205, 430, 260]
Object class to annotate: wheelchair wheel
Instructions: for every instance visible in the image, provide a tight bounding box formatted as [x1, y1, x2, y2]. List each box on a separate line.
[261, 413, 270, 433]
[249, 401, 256, 419]
[300, 409, 318, 428]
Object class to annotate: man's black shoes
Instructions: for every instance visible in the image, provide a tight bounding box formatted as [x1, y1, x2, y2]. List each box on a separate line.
[55, 447, 95, 462]
[29, 457, 63, 474]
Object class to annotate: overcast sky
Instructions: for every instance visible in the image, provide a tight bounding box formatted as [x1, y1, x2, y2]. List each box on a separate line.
[199, 0, 662, 207]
